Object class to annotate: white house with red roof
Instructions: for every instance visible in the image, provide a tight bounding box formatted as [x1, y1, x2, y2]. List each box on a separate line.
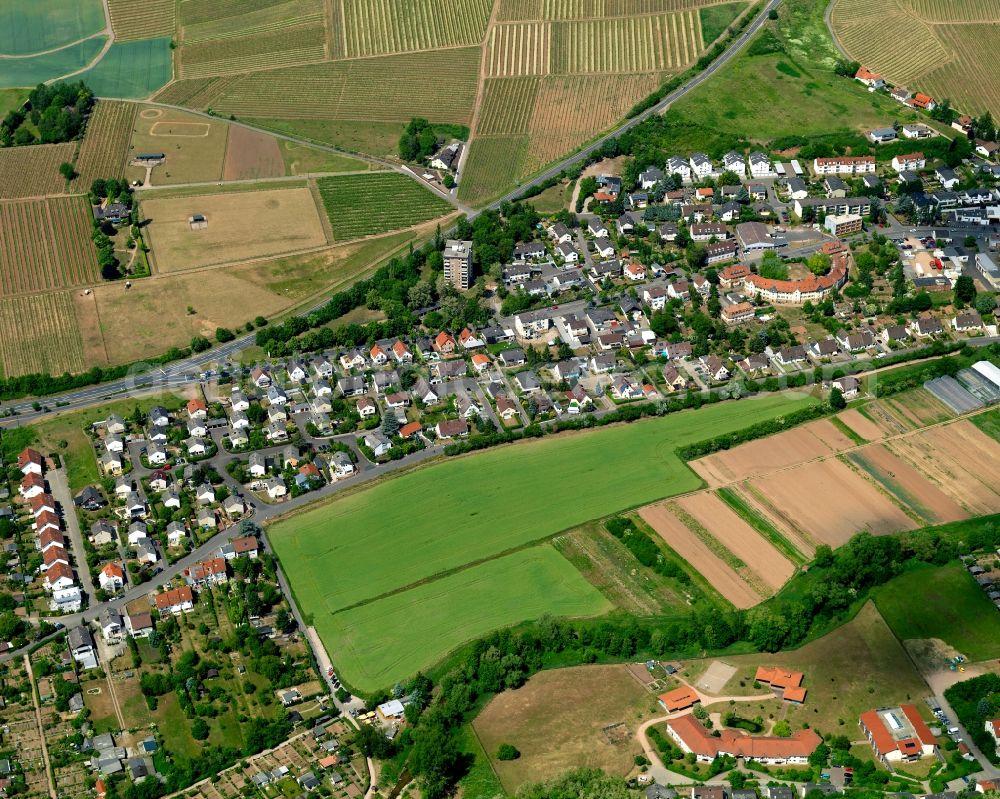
[860, 705, 937, 764]
[854, 66, 884, 89]
[18, 448, 44, 476]
[99, 562, 125, 592]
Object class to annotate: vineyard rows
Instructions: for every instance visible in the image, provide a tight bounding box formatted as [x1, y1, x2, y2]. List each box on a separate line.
[179, 23, 327, 79]
[153, 76, 239, 109]
[343, 0, 491, 57]
[0, 292, 86, 377]
[328, 0, 347, 59]
[456, 136, 528, 207]
[179, 0, 292, 27]
[551, 11, 702, 73]
[212, 49, 480, 123]
[476, 78, 541, 135]
[832, 3, 948, 86]
[0, 197, 98, 297]
[897, 0, 1000, 22]
[498, 0, 726, 21]
[919, 25, 1000, 117]
[0, 143, 76, 200]
[74, 100, 137, 185]
[830, 0, 898, 27]
[183, 0, 323, 43]
[316, 173, 452, 240]
[107, 0, 175, 40]
[485, 23, 552, 76]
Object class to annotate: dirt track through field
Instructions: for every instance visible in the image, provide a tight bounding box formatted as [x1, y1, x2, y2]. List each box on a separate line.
[638, 503, 761, 608]
[675, 493, 794, 591]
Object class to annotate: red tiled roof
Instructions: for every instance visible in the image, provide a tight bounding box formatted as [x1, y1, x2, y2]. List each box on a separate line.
[43, 545, 68, 566]
[659, 686, 700, 712]
[400, 422, 423, 438]
[784, 686, 808, 703]
[101, 562, 124, 580]
[745, 255, 848, 295]
[232, 536, 258, 554]
[17, 448, 43, 470]
[21, 472, 45, 490]
[45, 562, 73, 585]
[434, 331, 455, 349]
[861, 705, 935, 756]
[39, 528, 64, 548]
[30, 493, 55, 513]
[855, 66, 882, 81]
[901, 704, 936, 745]
[36, 512, 61, 532]
[191, 558, 227, 580]
[668, 713, 821, 760]
[187, 398, 207, 414]
[155, 585, 194, 610]
[755, 665, 804, 689]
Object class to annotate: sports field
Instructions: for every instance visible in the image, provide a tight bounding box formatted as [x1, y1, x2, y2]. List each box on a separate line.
[269, 392, 817, 688]
[829, 0, 1000, 116]
[324, 545, 610, 691]
[75, 37, 173, 98]
[315, 173, 453, 240]
[124, 107, 229, 186]
[0, 0, 106, 56]
[141, 186, 328, 270]
[873, 561, 1000, 661]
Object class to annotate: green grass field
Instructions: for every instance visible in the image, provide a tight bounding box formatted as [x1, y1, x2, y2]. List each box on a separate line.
[0, 89, 27, 117]
[873, 561, 1000, 661]
[970, 407, 1000, 443]
[270, 393, 816, 643]
[0, 0, 106, 56]
[324, 545, 610, 691]
[699, 2, 747, 44]
[0, 36, 106, 89]
[74, 37, 173, 98]
[315, 172, 453, 240]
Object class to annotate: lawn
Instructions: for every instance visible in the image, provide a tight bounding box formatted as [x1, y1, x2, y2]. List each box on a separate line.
[970, 407, 1000, 443]
[323, 544, 610, 691]
[699, 2, 748, 45]
[279, 140, 375, 175]
[872, 560, 1000, 661]
[0, 89, 28, 118]
[268, 393, 818, 620]
[0, 0, 106, 56]
[315, 172, 453, 240]
[688, 601, 929, 737]
[75, 37, 173, 98]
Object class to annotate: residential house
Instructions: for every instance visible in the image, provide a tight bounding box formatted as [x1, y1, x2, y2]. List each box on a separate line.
[155, 586, 195, 615]
[436, 419, 469, 439]
[909, 316, 943, 337]
[363, 432, 393, 458]
[953, 311, 984, 332]
[69, 626, 98, 669]
[98, 562, 125, 593]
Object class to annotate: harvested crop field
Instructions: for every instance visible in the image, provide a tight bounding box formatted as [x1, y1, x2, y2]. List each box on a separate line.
[691, 418, 853, 487]
[0, 143, 75, 199]
[0, 196, 98, 296]
[0, 292, 85, 376]
[638, 502, 761, 608]
[886, 420, 1000, 515]
[142, 186, 327, 270]
[125, 107, 228, 186]
[673, 493, 795, 592]
[880, 387, 953, 429]
[222, 125, 285, 181]
[473, 664, 655, 793]
[74, 101, 138, 186]
[88, 267, 292, 365]
[748, 458, 916, 546]
[846, 444, 966, 525]
[837, 408, 887, 441]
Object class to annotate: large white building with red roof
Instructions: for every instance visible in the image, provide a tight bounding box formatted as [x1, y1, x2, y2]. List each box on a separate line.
[666, 713, 821, 764]
[860, 705, 937, 764]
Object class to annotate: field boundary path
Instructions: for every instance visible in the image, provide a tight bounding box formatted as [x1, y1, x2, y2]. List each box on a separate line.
[24, 654, 58, 799]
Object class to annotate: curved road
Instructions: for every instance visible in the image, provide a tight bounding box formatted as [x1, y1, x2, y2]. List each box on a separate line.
[0, 0, 783, 428]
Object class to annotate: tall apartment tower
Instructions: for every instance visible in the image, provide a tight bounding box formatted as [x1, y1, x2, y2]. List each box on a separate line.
[443, 239, 473, 290]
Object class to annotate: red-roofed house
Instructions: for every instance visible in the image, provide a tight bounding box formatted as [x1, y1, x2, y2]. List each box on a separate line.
[187, 398, 208, 419]
[29, 493, 56, 518]
[400, 421, 423, 439]
[434, 331, 456, 355]
[99, 562, 125, 592]
[370, 343, 388, 365]
[18, 447, 44, 476]
[860, 705, 937, 764]
[231, 536, 259, 559]
[855, 66, 884, 89]
[392, 339, 412, 363]
[44, 561, 74, 592]
[35, 512, 61, 538]
[910, 93, 936, 111]
[20, 472, 46, 499]
[755, 666, 804, 689]
[190, 557, 228, 586]
[155, 586, 194, 615]
[986, 719, 1000, 752]
[667, 713, 821, 764]
[658, 686, 700, 713]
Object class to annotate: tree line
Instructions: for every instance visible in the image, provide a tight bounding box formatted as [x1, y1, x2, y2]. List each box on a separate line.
[0, 81, 94, 147]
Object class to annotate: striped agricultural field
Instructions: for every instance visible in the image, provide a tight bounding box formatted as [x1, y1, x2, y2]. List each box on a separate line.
[457, 135, 529, 207]
[896, 0, 1000, 22]
[153, 76, 240, 108]
[831, 0, 950, 86]
[0, 143, 76, 200]
[178, 0, 293, 25]
[497, 0, 727, 21]
[343, 0, 492, 57]
[74, 100, 138, 185]
[107, 0, 176, 39]
[917, 24, 1000, 117]
[520, 73, 663, 172]
[211, 48, 480, 123]
[550, 11, 702, 73]
[0, 292, 86, 377]
[182, 0, 324, 42]
[476, 77, 541, 135]
[0, 197, 99, 297]
[178, 22, 327, 78]
[484, 23, 553, 76]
